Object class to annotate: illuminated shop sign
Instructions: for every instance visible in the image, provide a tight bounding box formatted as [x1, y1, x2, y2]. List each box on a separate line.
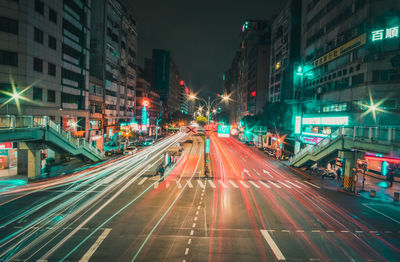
[307, 34, 366, 69]
[217, 125, 230, 138]
[302, 116, 349, 126]
[300, 136, 323, 145]
[295, 116, 302, 134]
[372, 26, 399, 41]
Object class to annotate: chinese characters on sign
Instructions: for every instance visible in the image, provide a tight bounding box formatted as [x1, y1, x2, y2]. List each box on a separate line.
[372, 26, 399, 41]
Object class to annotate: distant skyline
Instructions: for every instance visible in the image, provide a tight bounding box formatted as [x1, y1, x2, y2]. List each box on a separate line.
[128, 0, 286, 97]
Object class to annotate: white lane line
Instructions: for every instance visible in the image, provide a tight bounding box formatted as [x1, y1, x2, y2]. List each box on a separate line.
[326, 230, 334, 233]
[197, 180, 205, 188]
[229, 180, 239, 188]
[192, 223, 196, 228]
[190, 230, 194, 236]
[218, 180, 228, 188]
[281, 230, 290, 233]
[197, 205, 201, 210]
[260, 230, 286, 261]
[239, 180, 250, 188]
[263, 169, 273, 178]
[253, 169, 261, 177]
[362, 204, 400, 225]
[154, 182, 159, 189]
[176, 180, 182, 189]
[188, 239, 192, 245]
[208, 180, 216, 188]
[138, 177, 148, 185]
[268, 180, 281, 188]
[340, 230, 349, 233]
[185, 248, 189, 255]
[187, 180, 193, 188]
[196, 211, 199, 215]
[303, 181, 320, 189]
[296, 230, 304, 233]
[259, 181, 271, 188]
[79, 228, 112, 262]
[355, 231, 364, 233]
[194, 217, 198, 221]
[312, 230, 320, 233]
[249, 181, 260, 188]
[277, 181, 291, 188]
[295, 180, 310, 188]
[243, 168, 251, 177]
[285, 180, 301, 188]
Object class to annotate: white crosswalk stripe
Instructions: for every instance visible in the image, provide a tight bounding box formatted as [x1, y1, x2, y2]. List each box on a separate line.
[218, 180, 228, 188]
[208, 180, 216, 188]
[249, 181, 260, 188]
[286, 180, 301, 188]
[229, 180, 239, 188]
[253, 169, 261, 177]
[197, 180, 205, 188]
[239, 180, 250, 188]
[278, 181, 291, 188]
[176, 180, 182, 188]
[138, 177, 147, 185]
[268, 180, 281, 188]
[259, 181, 271, 188]
[187, 180, 193, 188]
[263, 169, 273, 178]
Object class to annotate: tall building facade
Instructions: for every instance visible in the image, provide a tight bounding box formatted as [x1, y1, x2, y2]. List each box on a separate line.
[90, 0, 137, 139]
[297, 0, 400, 146]
[0, 0, 91, 137]
[269, 0, 302, 103]
[146, 49, 182, 118]
[223, 51, 241, 125]
[239, 20, 271, 117]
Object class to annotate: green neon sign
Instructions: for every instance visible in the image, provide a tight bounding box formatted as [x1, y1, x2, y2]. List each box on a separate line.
[372, 26, 399, 41]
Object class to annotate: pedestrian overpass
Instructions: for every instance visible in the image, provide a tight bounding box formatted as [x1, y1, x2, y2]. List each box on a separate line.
[290, 126, 400, 191]
[0, 115, 103, 179]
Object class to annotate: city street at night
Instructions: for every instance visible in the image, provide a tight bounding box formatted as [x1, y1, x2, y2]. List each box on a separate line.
[0, 133, 399, 261]
[1, 0, 400, 261]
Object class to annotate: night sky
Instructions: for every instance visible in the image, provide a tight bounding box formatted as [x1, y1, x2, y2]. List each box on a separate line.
[128, 0, 286, 98]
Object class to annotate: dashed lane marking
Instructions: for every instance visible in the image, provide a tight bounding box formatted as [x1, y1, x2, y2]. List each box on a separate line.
[260, 229, 286, 261]
[185, 248, 189, 255]
[249, 181, 260, 188]
[138, 177, 147, 185]
[286, 180, 301, 188]
[268, 180, 281, 188]
[190, 230, 194, 236]
[208, 180, 216, 188]
[278, 181, 291, 188]
[229, 180, 239, 188]
[79, 228, 112, 262]
[197, 180, 205, 188]
[259, 181, 271, 188]
[188, 239, 192, 244]
[218, 180, 228, 188]
[303, 181, 320, 189]
[239, 180, 250, 188]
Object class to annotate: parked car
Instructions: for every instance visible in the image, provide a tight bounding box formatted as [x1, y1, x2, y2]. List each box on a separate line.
[125, 146, 137, 155]
[321, 170, 336, 179]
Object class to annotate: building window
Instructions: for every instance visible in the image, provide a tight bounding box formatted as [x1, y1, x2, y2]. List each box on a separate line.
[35, 0, 44, 15]
[33, 57, 43, 72]
[343, 69, 347, 76]
[356, 64, 361, 71]
[34, 27, 44, 44]
[47, 90, 55, 102]
[33, 87, 42, 101]
[48, 35, 56, 50]
[0, 50, 18, 66]
[48, 62, 56, 76]
[49, 8, 57, 24]
[0, 17, 18, 35]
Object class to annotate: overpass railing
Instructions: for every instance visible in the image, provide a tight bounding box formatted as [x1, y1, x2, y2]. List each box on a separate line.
[0, 115, 103, 159]
[292, 126, 400, 164]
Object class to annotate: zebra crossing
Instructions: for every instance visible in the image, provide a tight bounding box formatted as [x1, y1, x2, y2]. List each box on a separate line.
[134, 177, 305, 190]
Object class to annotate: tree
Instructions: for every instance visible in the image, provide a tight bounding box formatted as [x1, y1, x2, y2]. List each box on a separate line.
[196, 116, 207, 126]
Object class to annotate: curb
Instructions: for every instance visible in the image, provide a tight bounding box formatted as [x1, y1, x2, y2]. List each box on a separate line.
[275, 158, 313, 180]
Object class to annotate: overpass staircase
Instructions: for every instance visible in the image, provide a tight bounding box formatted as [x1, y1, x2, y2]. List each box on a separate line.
[0, 115, 103, 162]
[290, 126, 400, 168]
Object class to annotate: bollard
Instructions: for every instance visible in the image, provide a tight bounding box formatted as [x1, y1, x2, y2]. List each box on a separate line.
[370, 190, 376, 198]
[394, 192, 400, 202]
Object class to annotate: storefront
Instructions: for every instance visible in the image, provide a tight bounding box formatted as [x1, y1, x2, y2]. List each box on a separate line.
[0, 142, 17, 170]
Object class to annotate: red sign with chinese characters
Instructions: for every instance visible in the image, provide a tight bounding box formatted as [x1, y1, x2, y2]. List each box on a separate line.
[0, 142, 13, 149]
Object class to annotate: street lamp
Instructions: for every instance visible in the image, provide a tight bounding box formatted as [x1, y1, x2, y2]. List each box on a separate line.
[188, 94, 230, 128]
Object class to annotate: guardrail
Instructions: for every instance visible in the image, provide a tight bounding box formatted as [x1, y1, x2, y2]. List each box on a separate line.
[292, 126, 400, 163]
[0, 115, 103, 159]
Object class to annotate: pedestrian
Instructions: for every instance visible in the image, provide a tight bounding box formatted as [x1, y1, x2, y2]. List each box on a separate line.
[336, 168, 342, 182]
[160, 165, 165, 181]
[387, 170, 394, 188]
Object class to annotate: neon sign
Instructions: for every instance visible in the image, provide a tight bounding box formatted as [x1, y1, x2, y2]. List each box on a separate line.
[294, 116, 301, 134]
[372, 26, 399, 41]
[302, 116, 349, 126]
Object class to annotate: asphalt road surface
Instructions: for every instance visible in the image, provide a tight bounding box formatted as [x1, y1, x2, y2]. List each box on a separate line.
[0, 132, 399, 261]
